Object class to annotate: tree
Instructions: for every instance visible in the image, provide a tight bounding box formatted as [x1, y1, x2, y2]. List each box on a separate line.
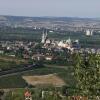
[61, 85, 68, 96]
[73, 53, 100, 95]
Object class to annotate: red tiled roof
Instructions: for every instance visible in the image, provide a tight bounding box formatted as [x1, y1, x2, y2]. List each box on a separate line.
[24, 91, 31, 97]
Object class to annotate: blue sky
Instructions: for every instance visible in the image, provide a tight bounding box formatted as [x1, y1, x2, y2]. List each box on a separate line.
[0, 0, 100, 18]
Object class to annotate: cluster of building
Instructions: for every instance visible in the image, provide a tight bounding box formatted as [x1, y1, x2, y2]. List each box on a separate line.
[0, 41, 37, 58]
[24, 89, 89, 100]
[0, 30, 99, 62]
[24, 89, 91, 100]
[41, 30, 80, 51]
[0, 31, 79, 61]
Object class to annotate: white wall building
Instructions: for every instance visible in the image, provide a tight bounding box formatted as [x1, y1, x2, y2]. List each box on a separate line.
[86, 29, 93, 36]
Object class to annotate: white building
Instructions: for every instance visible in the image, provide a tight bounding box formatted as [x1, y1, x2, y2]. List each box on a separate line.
[86, 29, 93, 36]
[58, 38, 72, 49]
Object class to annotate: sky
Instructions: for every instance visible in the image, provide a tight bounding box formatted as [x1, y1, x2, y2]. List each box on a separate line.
[0, 0, 100, 18]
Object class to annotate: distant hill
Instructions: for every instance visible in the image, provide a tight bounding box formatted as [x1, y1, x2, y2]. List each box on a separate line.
[0, 15, 100, 27]
[0, 15, 99, 22]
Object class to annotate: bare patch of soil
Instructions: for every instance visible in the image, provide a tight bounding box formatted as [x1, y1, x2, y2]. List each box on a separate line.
[22, 74, 65, 87]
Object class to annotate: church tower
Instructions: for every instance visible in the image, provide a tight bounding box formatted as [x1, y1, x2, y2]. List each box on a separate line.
[41, 30, 47, 43]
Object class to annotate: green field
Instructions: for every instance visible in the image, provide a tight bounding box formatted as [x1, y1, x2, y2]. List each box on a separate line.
[0, 65, 75, 89]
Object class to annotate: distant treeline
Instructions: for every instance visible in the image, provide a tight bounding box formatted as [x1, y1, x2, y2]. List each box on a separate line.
[0, 27, 100, 47]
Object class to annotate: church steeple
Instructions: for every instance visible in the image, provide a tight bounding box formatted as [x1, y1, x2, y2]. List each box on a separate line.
[41, 30, 45, 43]
[41, 30, 47, 43]
[45, 30, 47, 38]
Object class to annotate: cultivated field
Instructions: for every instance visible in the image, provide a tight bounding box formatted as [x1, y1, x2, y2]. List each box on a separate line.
[0, 66, 75, 88]
[0, 55, 27, 64]
[22, 74, 65, 87]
